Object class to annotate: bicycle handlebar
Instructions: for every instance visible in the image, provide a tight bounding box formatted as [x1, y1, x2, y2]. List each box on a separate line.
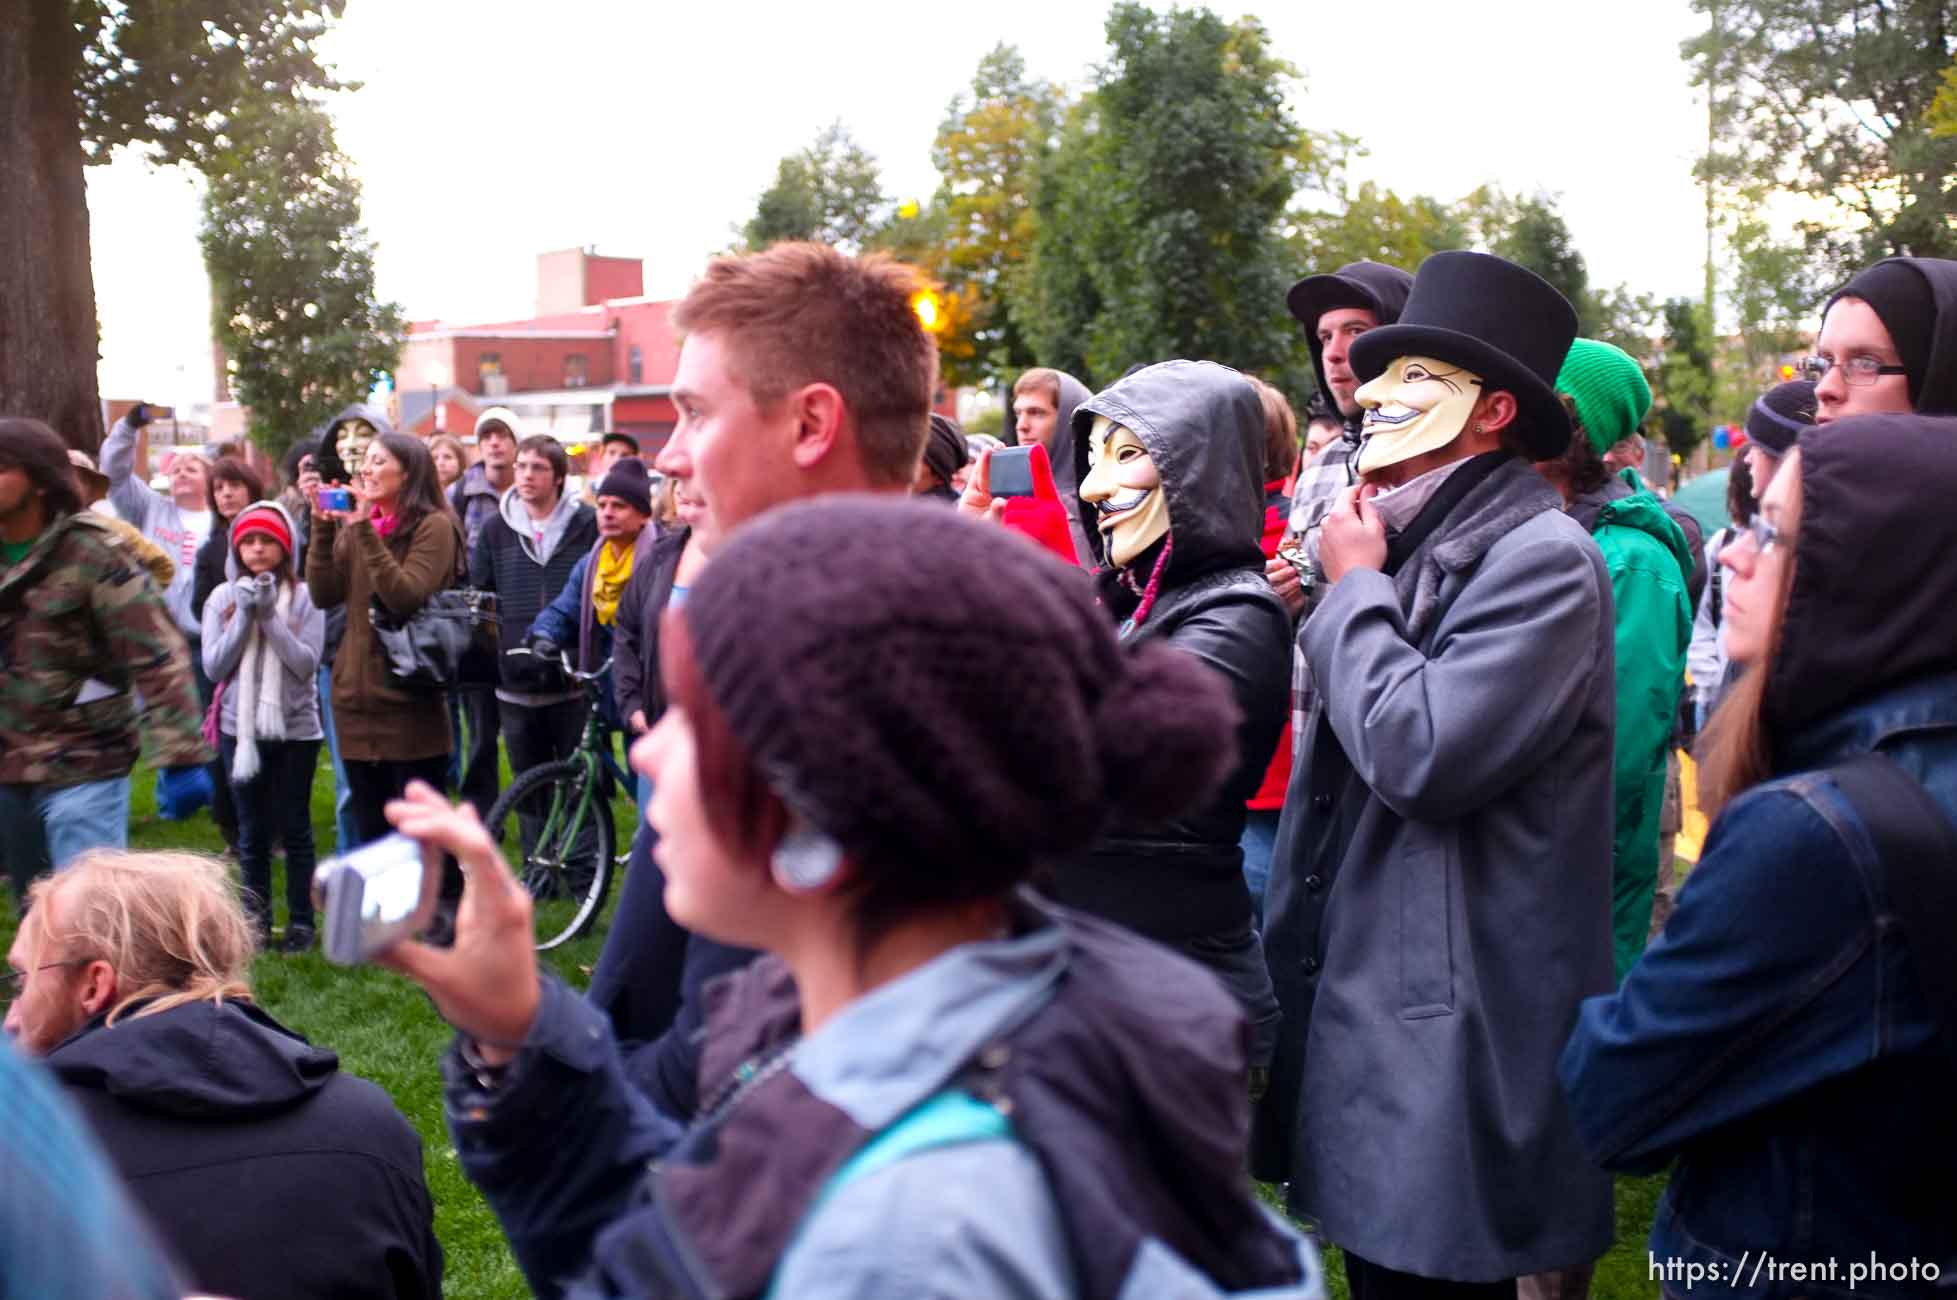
[506, 645, 615, 685]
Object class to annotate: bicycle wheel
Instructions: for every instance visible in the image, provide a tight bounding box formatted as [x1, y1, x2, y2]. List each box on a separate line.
[485, 759, 616, 950]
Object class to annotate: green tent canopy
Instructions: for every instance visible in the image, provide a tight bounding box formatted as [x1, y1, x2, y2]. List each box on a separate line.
[1672, 467, 1731, 535]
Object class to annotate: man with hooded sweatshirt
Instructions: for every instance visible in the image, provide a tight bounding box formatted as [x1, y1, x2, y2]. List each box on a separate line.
[470, 434, 598, 830]
[1258, 252, 1616, 1295]
[1011, 367, 1096, 565]
[9, 850, 442, 1298]
[1044, 360, 1292, 1076]
[1809, 255, 1957, 424]
[1541, 340, 1695, 984]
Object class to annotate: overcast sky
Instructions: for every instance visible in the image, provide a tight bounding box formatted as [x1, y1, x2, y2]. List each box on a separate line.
[91, 0, 1713, 408]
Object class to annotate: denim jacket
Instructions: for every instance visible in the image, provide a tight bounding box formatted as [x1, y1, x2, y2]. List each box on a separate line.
[1559, 671, 1957, 1299]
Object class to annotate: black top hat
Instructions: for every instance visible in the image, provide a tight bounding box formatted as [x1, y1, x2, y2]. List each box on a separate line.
[1348, 251, 1578, 460]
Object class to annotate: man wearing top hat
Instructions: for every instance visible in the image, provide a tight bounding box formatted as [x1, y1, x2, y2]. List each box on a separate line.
[1256, 252, 1616, 1297]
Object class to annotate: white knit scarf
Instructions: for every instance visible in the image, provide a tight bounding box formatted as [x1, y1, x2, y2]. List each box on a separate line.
[230, 582, 293, 783]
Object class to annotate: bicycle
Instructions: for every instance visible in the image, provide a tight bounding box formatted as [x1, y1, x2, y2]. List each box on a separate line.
[485, 648, 635, 949]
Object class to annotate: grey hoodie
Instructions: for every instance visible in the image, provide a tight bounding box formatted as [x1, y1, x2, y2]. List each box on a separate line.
[100, 416, 210, 639]
[1043, 371, 1097, 567]
[200, 500, 325, 741]
[498, 482, 586, 567]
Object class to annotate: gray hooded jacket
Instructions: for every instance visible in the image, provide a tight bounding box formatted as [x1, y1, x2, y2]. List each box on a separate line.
[1041, 371, 1097, 567]
[99, 415, 209, 640]
[200, 500, 325, 742]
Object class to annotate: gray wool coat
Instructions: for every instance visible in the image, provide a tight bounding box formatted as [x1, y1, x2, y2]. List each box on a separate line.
[1255, 456, 1617, 1281]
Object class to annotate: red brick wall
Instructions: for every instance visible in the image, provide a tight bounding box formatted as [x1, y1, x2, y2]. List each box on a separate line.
[455, 338, 614, 394]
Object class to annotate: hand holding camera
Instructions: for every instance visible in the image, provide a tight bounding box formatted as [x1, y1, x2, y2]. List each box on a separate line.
[335, 782, 542, 1063]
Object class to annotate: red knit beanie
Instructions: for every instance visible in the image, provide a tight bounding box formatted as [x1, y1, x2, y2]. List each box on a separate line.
[680, 496, 1241, 881]
[231, 502, 292, 557]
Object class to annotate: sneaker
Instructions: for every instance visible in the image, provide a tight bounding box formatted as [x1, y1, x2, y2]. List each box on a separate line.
[278, 924, 316, 955]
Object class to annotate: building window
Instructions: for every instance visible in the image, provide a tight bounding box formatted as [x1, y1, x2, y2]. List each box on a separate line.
[628, 345, 643, 384]
[477, 353, 503, 382]
[565, 354, 589, 388]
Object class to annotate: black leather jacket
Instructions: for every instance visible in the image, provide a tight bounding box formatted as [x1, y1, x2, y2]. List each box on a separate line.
[1049, 361, 1291, 941]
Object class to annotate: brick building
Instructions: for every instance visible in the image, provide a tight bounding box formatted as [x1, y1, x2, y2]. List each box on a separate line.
[394, 247, 957, 456]
[393, 247, 686, 453]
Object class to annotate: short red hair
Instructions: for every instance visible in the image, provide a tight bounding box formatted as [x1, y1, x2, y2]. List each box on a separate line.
[671, 242, 939, 488]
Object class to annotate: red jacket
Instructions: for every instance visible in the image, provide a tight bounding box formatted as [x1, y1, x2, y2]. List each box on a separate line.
[1249, 480, 1294, 811]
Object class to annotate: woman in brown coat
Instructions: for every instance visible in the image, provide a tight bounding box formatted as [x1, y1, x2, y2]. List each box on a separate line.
[306, 433, 461, 843]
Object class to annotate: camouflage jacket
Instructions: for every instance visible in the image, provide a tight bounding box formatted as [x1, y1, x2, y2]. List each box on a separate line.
[0, 512, 210, 786]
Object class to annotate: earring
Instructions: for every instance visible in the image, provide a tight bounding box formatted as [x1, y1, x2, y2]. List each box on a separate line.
[1473, 424, 1484, 435]
[772, 822, 844, 893]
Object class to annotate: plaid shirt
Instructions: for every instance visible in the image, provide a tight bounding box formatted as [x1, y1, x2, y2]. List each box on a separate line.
[1283, 428, 1360, 751]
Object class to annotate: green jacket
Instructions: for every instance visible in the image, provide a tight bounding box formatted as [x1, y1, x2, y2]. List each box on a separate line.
[0, 512, 210, 786]
[1572, 470, 1693, 980]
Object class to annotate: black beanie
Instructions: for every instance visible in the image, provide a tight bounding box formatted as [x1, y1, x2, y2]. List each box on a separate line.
[922, 413, 968, 488]
[1745, 379, 1816, 455]
[680, 496, 1240, 879]
[596, 456, 652, 515]
[1829, 260, 1936, 407]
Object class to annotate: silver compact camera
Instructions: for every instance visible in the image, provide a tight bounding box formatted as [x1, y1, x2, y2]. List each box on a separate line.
[312, 833, 441, 966]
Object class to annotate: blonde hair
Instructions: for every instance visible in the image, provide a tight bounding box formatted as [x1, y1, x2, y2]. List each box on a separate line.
[27, 851, 257, 1026]
[1694, 464, 1804, 819]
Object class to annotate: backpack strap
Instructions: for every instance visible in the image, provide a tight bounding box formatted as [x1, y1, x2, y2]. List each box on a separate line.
[763, 1091, 1014, 1300]
[827, 1090, 1013, 1193]
[1707, 530, 1725, 631]
[1827, 752, 1957, 1068]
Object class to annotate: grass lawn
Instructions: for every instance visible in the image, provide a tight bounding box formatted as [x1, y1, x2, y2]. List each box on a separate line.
[5, 756, 1669, 1299]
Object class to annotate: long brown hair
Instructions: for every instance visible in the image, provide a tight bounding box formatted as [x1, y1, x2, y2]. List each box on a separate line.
[1694, 521, 1799, 819]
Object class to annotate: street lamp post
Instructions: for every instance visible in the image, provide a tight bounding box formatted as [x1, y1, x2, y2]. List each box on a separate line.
[425, 359, 450, 436]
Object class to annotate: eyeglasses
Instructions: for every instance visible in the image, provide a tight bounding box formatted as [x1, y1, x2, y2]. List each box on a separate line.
[1, 959, 90, 1003]
[1799, 355, 1908, 387]
[1732, 515, 1785, 556]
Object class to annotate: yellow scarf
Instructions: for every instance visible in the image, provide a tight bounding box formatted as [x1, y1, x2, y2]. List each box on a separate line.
[592, 539, 634, 627]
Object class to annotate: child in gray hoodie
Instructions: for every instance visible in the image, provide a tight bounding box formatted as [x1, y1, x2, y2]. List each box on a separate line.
[201, 501, 325, 951]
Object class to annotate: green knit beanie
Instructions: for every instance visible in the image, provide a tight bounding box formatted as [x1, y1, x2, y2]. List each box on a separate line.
[1555, 338, 1652, 456]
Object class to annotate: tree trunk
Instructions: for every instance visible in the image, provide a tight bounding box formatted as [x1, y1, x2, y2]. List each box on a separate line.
[0, 0, 103, 450]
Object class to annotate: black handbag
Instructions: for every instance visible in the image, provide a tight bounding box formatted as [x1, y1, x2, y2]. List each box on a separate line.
[370, 587, 500, 689]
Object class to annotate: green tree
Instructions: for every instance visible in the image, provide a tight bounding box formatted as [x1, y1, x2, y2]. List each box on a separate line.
[1289, 178, 1469, 273]
[1016, 3, 1315, 390]
[200, 102, 402, 460]
[912, 44, 1065, 389]
[1492, 195, 1592, 326]
[1931, 52, 1957, 134]
[1653, 297, 1715, 460]
[1, 0, 348, 448]
[740, 121, 887, 255]
[1685, 0, 1957, 278]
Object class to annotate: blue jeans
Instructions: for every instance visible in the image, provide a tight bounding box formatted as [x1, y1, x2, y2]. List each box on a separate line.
[1240, 809, 1281, 928]
[0, 777, 130, 899]
[317, 664, 357, 852]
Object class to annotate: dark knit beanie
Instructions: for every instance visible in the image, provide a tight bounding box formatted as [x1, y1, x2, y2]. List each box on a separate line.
[1745, 379, 1816, 455]
[922, 413, 969, 487]
[680, 496, 1240, 880]
[1828, 260, 1935, 407]
[596, 456, 653, 516]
